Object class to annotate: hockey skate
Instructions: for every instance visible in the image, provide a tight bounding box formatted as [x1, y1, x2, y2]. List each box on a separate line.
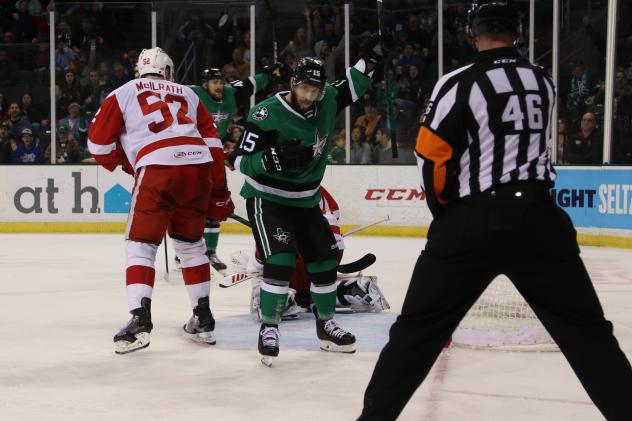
[250, 285, 306, 321]
[338, 276, 390, 313]
[113, 297, 153, 354]
[258, 324, 280, 367]
[207, 251, 227, 274]
[183, 296, 216, 345]
[316, 318, 356, 353]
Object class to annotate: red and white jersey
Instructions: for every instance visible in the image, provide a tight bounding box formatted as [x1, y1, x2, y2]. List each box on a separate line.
[88, 78, 223, 177]
[319, 186, 345, 251]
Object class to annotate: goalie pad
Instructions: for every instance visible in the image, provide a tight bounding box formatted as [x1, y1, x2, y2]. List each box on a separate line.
[337, 276, 390, 313]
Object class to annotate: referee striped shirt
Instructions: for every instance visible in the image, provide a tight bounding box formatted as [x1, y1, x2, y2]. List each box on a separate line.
[415, 47, 556, 216]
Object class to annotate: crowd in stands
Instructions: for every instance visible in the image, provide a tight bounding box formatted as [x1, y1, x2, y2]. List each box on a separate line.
[555, 11, 632, 165]
[1, 0, 631, 166]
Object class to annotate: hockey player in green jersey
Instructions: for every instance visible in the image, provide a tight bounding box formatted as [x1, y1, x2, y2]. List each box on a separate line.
[233, 37, 383, 366]
[188, 65, 281, 272]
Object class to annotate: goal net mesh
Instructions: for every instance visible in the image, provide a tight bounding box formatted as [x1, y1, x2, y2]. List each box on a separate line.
[453, 275, 557, 351]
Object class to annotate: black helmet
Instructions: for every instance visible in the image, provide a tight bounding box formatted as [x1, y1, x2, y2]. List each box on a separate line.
[467, 1, 519, 37]
[292, 57, 326, 89]
[202, 68, 224, 82]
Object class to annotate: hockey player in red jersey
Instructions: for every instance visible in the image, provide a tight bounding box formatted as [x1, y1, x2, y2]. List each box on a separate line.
[87, 47, 234, 354]
[240, 187, 389, 319]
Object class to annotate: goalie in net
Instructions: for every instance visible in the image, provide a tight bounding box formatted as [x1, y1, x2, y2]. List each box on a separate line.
[230, 186, 389, 320]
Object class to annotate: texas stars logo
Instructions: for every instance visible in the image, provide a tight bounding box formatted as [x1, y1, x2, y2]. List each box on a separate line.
[273, 227, 291, 244]
[212, 111, 229, 124]
[312, 129, 328, 157]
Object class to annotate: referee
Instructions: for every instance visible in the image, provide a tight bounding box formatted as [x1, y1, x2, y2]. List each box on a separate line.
[359, 1, 632, 420]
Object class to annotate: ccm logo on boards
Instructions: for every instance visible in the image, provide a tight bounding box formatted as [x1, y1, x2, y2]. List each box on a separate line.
[365, 189, 426, 201]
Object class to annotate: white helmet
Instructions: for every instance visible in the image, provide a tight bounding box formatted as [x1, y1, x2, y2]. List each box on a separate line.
[137, 47, 174, 81]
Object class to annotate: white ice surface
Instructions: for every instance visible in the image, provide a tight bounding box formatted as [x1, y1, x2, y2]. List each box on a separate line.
[0, 234, 631, 421]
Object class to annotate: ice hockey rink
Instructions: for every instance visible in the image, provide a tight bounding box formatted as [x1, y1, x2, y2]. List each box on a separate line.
[1, 233, 631, 421]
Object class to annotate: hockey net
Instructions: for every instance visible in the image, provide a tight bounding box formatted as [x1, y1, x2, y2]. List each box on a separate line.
[452, 275, 558, 351]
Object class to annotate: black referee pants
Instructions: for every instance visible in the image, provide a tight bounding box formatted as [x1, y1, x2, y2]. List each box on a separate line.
[359, 182, 632, 421]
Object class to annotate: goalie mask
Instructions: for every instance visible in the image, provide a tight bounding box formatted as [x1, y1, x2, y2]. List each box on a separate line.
[291, 57, 327, 101]
[137, 47, 174, 81]
[467, 1, 519, 38]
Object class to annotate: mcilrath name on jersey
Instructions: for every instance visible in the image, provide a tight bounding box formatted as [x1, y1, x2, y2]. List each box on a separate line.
[135, 80, 184, 94]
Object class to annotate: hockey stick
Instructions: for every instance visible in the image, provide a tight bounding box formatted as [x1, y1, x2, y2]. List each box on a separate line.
[218, 251, 377, 288]
[264, 0, 278, 63]
[230, 212, 389, 238]
[376, 0, 398, 158]
[337, 253, 376, 273]
[229, 213, 251, 227]
[164, 233, 169, 273]
[342, 215, 390, 237]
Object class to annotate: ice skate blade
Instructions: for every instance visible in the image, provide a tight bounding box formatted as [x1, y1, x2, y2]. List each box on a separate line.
[114, 332, 150, 354]
[183, 326, 216, 345]
[261, 355, 276, 367]
[319, 340, 356, 354]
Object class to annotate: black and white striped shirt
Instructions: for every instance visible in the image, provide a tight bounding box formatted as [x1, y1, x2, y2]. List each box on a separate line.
[415, 47, 556, 216]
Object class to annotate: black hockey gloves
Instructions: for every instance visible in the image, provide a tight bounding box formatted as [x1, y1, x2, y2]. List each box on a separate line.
[359, 34, 393, 73]
[261, 139, 314, 174]
[263, 62, 283, 80]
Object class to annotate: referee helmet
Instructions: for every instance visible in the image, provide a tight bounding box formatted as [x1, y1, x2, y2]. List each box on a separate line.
[467, 1, 519, 37]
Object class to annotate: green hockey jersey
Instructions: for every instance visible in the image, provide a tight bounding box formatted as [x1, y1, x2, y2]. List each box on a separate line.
[235, 65, 372, 208]
[190, 73, 270, 138]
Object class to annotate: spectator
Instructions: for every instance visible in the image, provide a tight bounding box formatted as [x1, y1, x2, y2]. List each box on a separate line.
[121, 50, 139, 79]
[316, 6, 341, 47]
[73, 54, 90, 86]
[354, 100, 382, 144]
[557, 118, 568, 163]
[447, 28, 474, 70]
[81, 69, 109, 113]
[350, 125, 372, 164]
[5, 102, 31, 138]
[11, 127, 43, 164]
[612, 71, 632, 164]
[407, 64, 426, 104]
[314, 39, 344, 83]
[227, 124, 243, 145]
[58, 102, 88, 144]
[8, 0, 36, 42]
[280, 52, 297, 82]
[0, 91, 8, 122]
[565, 62, 591, 127]
[76, 17, 107, 58]
[372, 126, 398, 164]
[56, 70, 81, 117]
[0, 121, 14, 163]
[328, 132, 346, 164]
[279, 10, 314, 59]
[398, 43, 423, 74]
[239, 30, 252, 64]
[96, 61, 111, 87]
[222, 47, 250, 80]
[45, 123, 84, 164]
[0, 49, 19, 86]
[223, 124, 243, 170]
[398, 15, 429, 48]
[615, 70, 632, 97]
[37, 116, 51, 153]
[564, 112, 602, 165]
[20, 92, 44, 127]
[56, 19, 75, 50]
[110, 61, 130, 90]
[23, 0, 44, 16]
[55, 32, 75, 71]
